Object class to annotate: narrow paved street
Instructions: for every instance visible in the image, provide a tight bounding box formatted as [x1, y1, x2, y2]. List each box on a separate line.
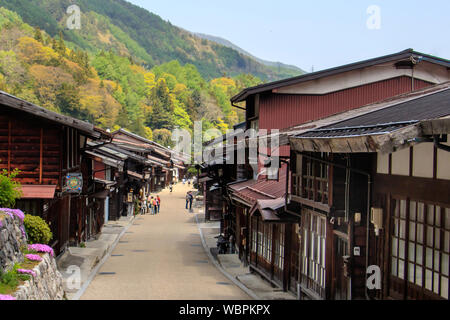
[80, 183, 251, 300]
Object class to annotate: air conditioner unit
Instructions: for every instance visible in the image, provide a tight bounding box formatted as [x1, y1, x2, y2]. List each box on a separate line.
[371, 208, 383, 236]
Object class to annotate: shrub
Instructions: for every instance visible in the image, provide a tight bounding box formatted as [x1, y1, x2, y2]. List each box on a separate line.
[23, 214, 52, 245]
[0, 264, 31, 295]
[0, 169, 22, 208]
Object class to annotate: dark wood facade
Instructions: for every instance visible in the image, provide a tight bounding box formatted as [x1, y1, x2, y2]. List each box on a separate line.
[0, 103, 104, 255]
[199, 50, 450, 298]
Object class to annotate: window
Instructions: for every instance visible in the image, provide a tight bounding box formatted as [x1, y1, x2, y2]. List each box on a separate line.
[251, 216, 258, 253]
[391, 199, 449, 299]
[257, 221, 264, 256]
[300, 210, 327, 298]
[263, 224, 273, 263]
[274, 225, 285, 270]
[293, 155, 329, 205]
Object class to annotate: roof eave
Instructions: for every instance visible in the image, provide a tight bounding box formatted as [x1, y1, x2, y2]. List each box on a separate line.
[231, 49, 450, 103]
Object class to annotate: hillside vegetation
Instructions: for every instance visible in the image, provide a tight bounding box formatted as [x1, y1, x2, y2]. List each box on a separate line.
[0, 7, 262, 145]
[0, 0, 303, 82]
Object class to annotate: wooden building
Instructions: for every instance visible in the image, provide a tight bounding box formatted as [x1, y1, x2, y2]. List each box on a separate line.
[111, 129, 176, 192]
[288, 83, 450, 300]
[214, 49, 450, 296]
[0, 91, 109, 255]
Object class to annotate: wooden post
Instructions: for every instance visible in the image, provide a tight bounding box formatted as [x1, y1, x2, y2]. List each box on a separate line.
[40, 128, 43, 184]
[8, 119, 11, 172]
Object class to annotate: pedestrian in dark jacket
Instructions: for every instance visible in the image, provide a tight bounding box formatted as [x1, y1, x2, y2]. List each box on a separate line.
[189, 192, 194, 211]
[185, 192, 190, 209]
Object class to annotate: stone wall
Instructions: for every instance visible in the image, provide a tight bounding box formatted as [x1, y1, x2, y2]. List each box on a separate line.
[0, 213, 27, 272]
[13, 253, 65, 300]
[0, 212, 66, 300]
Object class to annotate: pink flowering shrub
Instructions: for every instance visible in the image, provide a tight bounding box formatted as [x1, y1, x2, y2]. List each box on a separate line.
[0, 208, 25, 222]
[28, 244, 54, 257]
[25, 254, 42, 262]
[0, 294, 16, 300]
[17, 269, 36, 277]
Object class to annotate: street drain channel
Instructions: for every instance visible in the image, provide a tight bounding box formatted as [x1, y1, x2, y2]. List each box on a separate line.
[132, 250, 149, 252]
[111, 254, 124, 257]
[99, 272, 116, 275]
[191, 244, 202, 247]
[119, 241, 129, 243]
[216, 282, 231, 286]
[195, 260, 209, 264]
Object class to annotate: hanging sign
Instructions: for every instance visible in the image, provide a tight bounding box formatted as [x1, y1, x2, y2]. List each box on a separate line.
[64, 173, 83, 193]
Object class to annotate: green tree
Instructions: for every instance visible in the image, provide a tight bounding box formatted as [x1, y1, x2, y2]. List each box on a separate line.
[147, 78, 175, 130]
[56, 83, 87, 120]
[0, 169, 22, 208]
[34, 27, 43, 43]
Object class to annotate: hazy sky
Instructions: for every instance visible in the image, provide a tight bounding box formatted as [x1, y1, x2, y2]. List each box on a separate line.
[128, 0, 450, 72]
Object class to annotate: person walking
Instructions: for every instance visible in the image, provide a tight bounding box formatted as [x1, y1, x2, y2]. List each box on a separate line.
[149, 196, 154, 215]
[141, 198, 146, 215]
[152, 197, 158, 215]
[185, 192, 190, 210]
[188, 192, 194, 211]
[147, 195, 153, 214]
[156, 195, 161, 213]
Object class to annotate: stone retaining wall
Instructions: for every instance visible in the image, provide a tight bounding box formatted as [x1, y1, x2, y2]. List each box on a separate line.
[0, 212, 66, 300]
[0, 213, 27, 273]
[13, 253, 65, 300]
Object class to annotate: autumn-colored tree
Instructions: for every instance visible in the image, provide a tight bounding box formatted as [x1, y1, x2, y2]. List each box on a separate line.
[15, 36, 59, 66]
[153, 128, 173, 147]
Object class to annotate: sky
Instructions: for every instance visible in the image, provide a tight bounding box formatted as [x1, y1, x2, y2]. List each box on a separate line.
[128, 0, 450, 72]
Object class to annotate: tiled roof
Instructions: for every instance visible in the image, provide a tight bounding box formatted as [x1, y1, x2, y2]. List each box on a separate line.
[297, 86, 450, 139]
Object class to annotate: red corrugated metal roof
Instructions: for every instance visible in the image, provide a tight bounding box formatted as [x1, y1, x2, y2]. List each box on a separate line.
[229, 168, 287, 205]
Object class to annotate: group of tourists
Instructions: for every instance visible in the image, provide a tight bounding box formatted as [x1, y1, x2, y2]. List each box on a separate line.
[140, 195, 161, 215]
[138, 183, 196, 215]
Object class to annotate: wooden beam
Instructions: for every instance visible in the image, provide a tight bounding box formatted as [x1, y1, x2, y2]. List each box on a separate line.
[420, 118, 450, 135]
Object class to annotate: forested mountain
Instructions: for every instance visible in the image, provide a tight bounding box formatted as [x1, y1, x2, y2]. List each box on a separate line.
[194, 32, 305, 77]
[0, 0, 303, 81]
[0, 7, 262, 145]
[0, 1, 304, 146]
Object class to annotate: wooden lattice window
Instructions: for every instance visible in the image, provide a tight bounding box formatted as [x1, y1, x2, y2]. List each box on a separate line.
[263, 223, 273, 263]
[294, 155, 329, 205]
[391, 199, 449, 299]
[300, 210, 327, 298]
[251, 216, 258, 253]
[274, 225, 285, 270]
